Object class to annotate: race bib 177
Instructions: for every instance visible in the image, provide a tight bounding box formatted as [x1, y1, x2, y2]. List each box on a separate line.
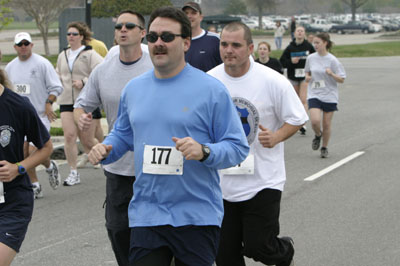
[142, 145, 183, 175]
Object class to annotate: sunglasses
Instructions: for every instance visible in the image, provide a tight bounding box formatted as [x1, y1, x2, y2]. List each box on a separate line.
[67, 32, 80, 36]
[146, 32, 183, 43]
[16, 41, 31, 47]
[115, 22, 143, 30]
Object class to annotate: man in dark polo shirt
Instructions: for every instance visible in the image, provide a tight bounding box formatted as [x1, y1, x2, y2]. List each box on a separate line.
[182, 1, 222, 72]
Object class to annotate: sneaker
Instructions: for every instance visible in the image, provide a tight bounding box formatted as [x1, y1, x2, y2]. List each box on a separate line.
[312, 135, 321, 150]
[63, 172, 81, 186]
[77, 154, 89, 168]
[320, 147, 329, 158]
[33, 184, 43, 199]
[299, 126, 306, 135]
[277, 236, 295, 266]
[47, 160, 61, 190]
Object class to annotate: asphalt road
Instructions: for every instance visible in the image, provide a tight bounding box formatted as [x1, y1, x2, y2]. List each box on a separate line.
[11, 55, 400, 266]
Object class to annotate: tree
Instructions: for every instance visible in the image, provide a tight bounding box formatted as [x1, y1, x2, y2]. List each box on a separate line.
[92, 0, 172, 17]
[224, 0, 248, 15]
[363, 0, 378, 12]
[11, 0, 71, 56]
[341, 0, 369, 21]
[0, 0, 13, 31]
[246, 0, 276, 30]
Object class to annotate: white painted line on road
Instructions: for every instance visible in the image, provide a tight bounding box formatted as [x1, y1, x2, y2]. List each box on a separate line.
[304, 151, 365, 181]
[17, 226, 101, 259]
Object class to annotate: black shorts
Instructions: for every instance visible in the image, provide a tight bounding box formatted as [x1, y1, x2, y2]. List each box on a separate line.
[130, 225, 220, 266]
[0, 187, 33, 252]
[59, 104, 74, 113]
[60, 105, 101, 119]
[308, 98, 338, 112]
[92, 107, 102, 119]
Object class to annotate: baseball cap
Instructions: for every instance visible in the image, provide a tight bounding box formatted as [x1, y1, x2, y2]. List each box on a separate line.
[182, 1, 202, 14]
[14, 32, 32, 44]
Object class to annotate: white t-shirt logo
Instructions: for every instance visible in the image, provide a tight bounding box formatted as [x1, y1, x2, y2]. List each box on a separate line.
[232, 97, 260, 145]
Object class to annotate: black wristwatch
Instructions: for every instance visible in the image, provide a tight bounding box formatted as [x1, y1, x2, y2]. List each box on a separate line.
[199, 144, 211, 162]
[16, 162, 26, 175]
[45, 99, 54, 105]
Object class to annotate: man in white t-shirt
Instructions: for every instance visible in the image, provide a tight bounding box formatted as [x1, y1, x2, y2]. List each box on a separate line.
[208, 22, 308, 266]
[5, 32, 63, 199]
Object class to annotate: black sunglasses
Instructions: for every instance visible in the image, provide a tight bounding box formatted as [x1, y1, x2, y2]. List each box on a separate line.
[146, 32, 183, 43]
[115, 22, 143, 30]
[16, 41, 31, 47]
[67, 32, 80, 36]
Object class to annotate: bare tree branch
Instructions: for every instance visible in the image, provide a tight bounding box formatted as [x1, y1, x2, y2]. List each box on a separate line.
[341, 0, 369, 21]
[11, 0, 71, 55]
[246, 0, 277, 30]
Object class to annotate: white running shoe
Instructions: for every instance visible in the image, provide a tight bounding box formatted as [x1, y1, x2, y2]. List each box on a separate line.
[77, 154, 89, 168]
[63, 172, 81, 186]
[47, 160, 61, 190]
[33, 184, 43, 199]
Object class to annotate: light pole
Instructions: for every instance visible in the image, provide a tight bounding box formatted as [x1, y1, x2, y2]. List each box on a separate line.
[85, 0, 92, 28]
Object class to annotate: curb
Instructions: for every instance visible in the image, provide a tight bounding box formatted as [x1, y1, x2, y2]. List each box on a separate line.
[50, 136, 85, 160]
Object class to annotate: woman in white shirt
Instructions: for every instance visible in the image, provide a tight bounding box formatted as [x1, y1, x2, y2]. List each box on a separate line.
[274, 21, 285, 50]
[305, 33, 346, 158]
[56, 22, 103, 185]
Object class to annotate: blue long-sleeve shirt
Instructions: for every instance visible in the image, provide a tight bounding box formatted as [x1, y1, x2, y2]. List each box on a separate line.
[103, 64, 249, 228]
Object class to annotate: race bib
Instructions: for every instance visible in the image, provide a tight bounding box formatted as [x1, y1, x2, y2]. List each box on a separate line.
[294, 68, 305, 78]
[311, 80, 326, 89]
[142, 145, 183, 175]
[220, 154, 254, 175]
[0, 182, 4, 204]
[15, 84, 31, 95]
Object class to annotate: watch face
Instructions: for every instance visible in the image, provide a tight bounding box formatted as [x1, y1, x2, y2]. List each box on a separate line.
[204, 146, 210, 154]
[18, 165, 26, 174]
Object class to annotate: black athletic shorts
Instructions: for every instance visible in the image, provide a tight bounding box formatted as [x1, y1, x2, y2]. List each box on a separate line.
[0, 187, 33, 252]
[60, 104, 101, 119]
[130, 225, 220, 266]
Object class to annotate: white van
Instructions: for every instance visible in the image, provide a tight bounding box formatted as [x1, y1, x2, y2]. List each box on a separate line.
[311, 19, 333, 32]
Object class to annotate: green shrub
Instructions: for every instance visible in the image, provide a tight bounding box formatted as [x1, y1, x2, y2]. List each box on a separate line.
[50, 127, 64, 136]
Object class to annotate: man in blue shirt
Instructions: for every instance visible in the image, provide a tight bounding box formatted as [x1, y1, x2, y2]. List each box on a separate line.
[182, 1, 222, 72]
[88, 6, 249, 266]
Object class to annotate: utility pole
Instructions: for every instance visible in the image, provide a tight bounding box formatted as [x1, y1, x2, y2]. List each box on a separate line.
[85, 0, 92, 28]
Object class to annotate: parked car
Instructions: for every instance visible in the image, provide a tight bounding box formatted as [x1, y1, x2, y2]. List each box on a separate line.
[382, 21, 400, 31]
[243, 19, 259, 29]
[330, 21, 374, 34]
[263, 18, 277, 30]
[361, 20, 383, 32]
[310, 19, 333, 32]
[300, 22, 324, 33]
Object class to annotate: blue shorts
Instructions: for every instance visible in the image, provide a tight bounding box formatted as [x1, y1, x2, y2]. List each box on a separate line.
[308, 98, 338, 112]
[129, 225, 220, 266]
[0, 187, 33, 252]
